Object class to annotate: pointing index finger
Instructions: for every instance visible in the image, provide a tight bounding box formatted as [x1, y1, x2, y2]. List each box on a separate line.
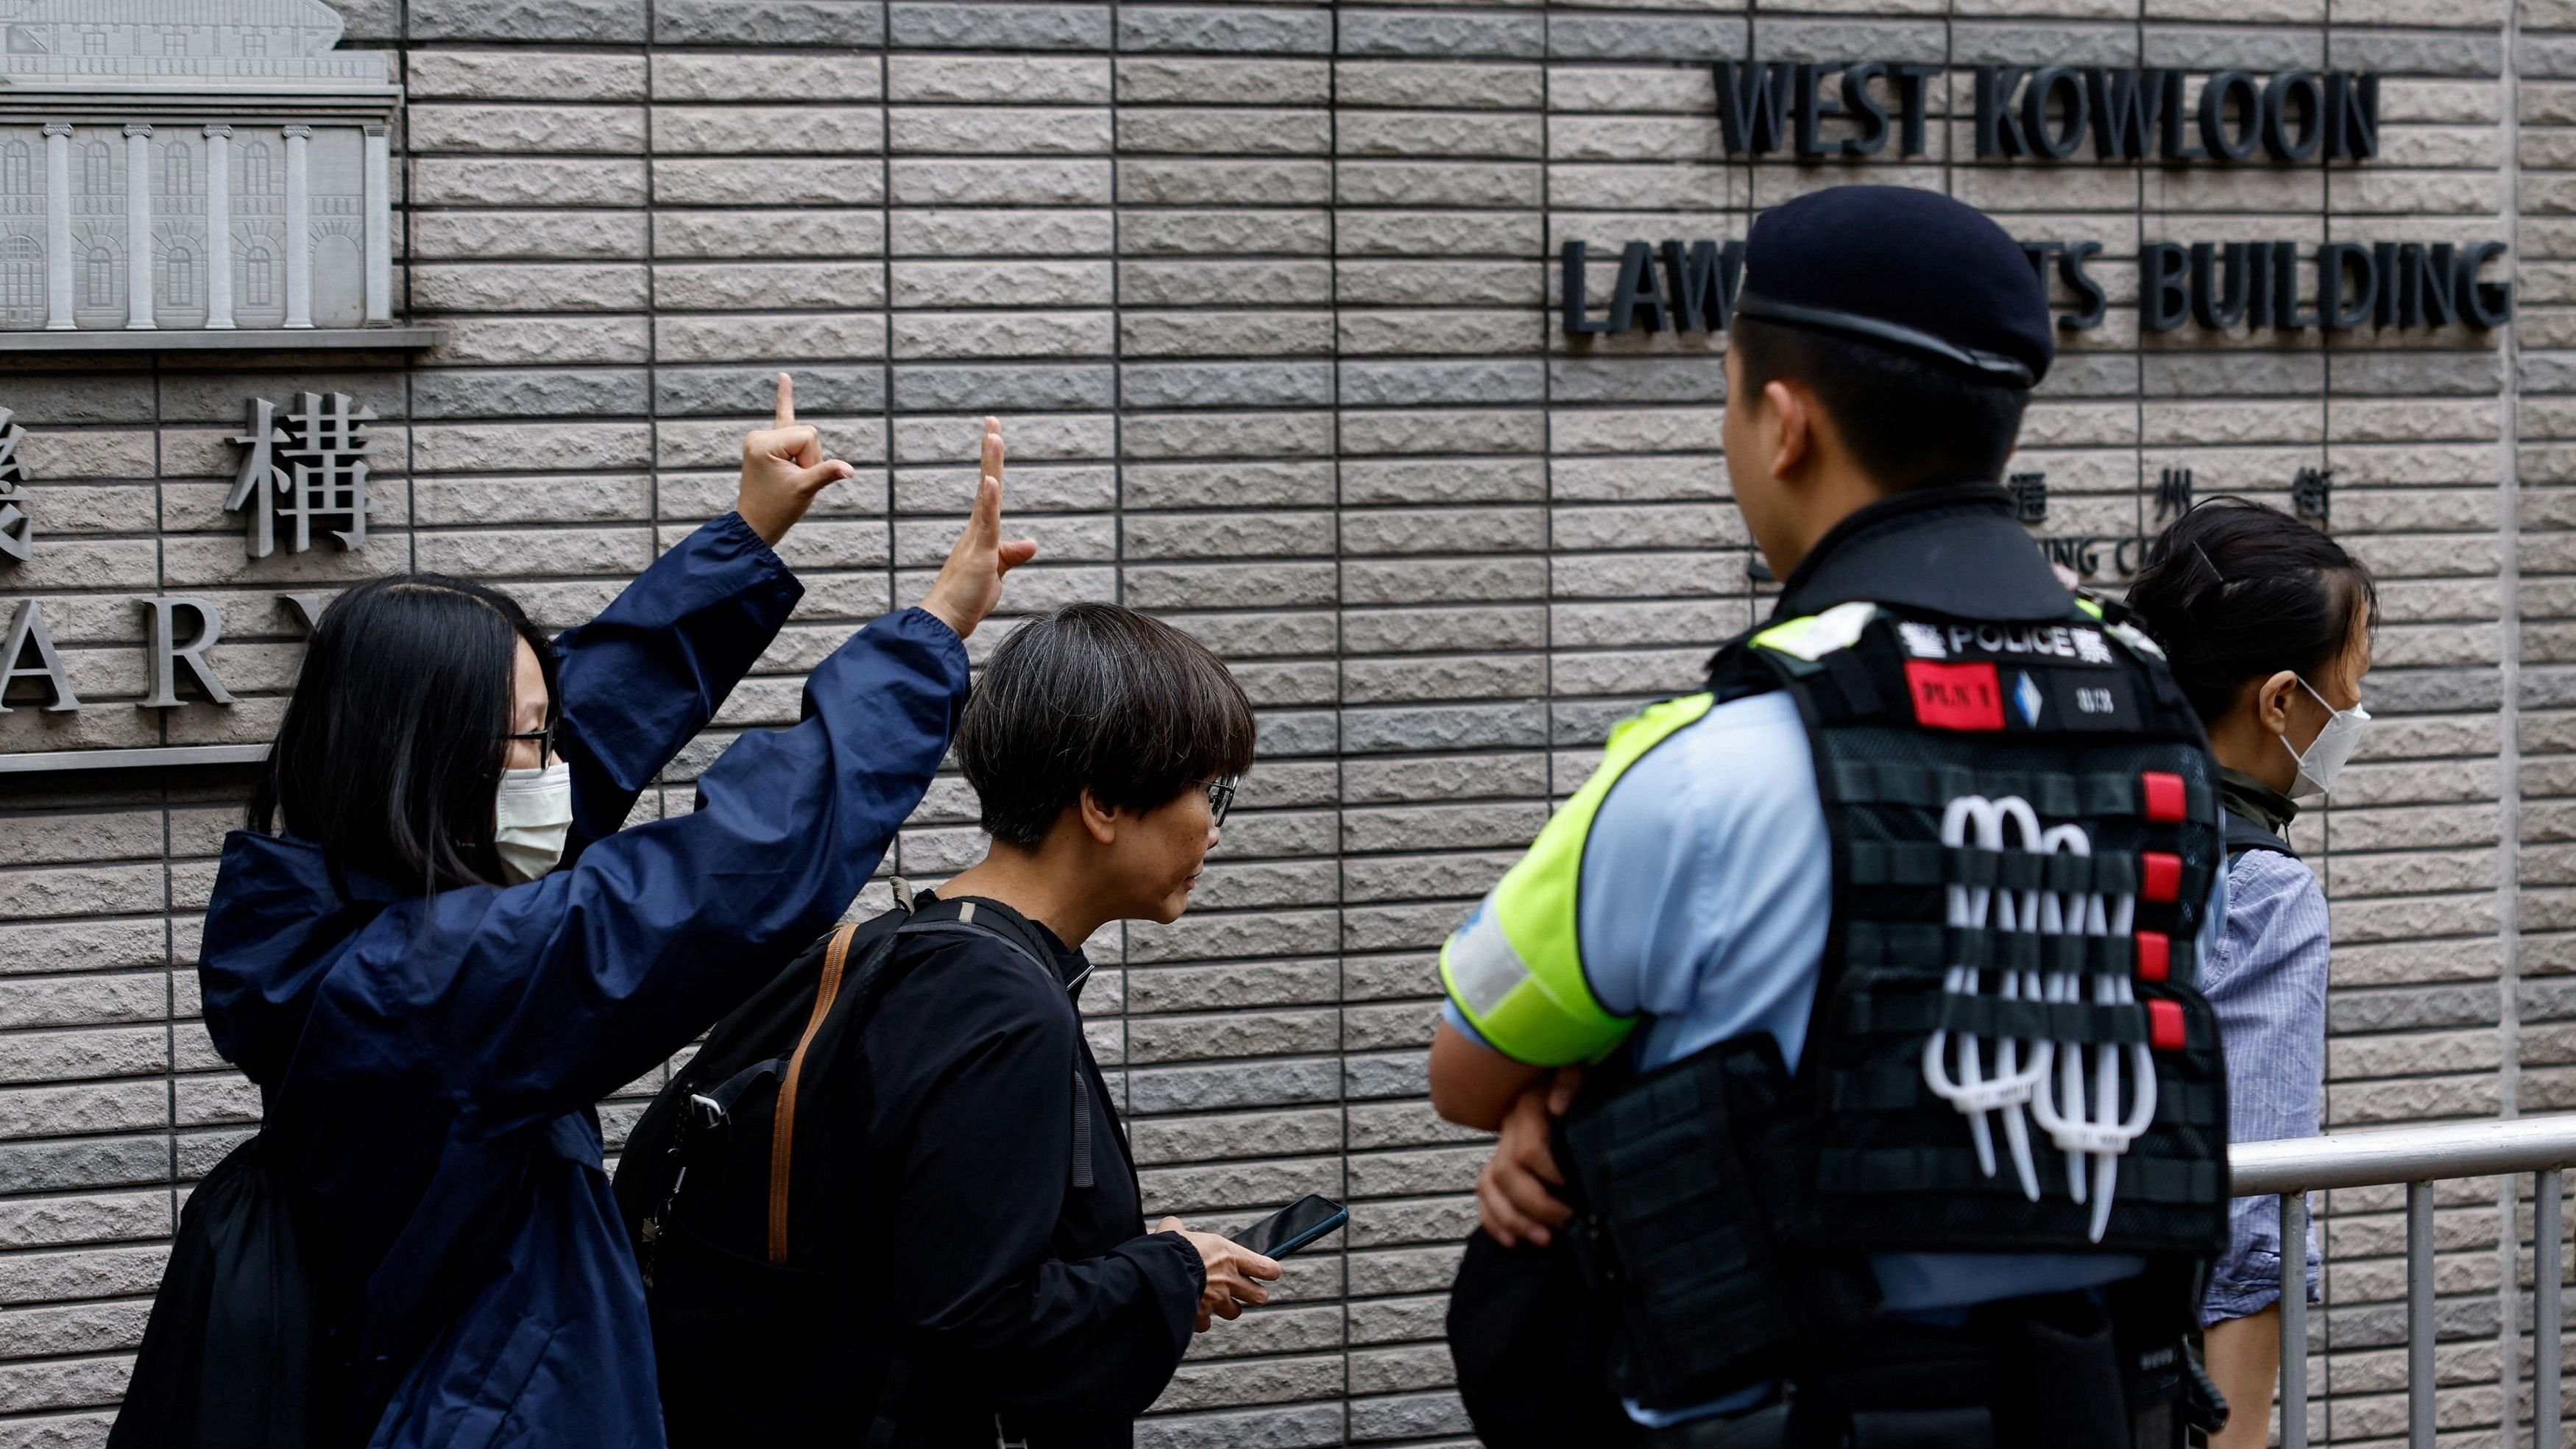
[774, 372, 796, 431]
[980, 415, 1003, 482]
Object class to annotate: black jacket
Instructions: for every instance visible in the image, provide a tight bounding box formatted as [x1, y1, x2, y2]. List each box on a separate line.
[858, 894, 1204, 1448]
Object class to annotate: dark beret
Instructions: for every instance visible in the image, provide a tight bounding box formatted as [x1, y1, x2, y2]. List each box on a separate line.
[1736, 185, 2054, 387]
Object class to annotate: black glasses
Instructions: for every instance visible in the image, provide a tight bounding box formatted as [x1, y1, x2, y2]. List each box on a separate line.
[1202, 776, 1238, 826]
[504, 719, 558, 767]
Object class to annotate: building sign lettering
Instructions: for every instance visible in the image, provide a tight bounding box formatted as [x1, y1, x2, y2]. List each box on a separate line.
[0, 408, 29, 562]
[228, 392, 375, 557]
[2009, 471, 2048, 526]
[1561, 237, 2513, 336]
[2294, 467, 2333, 524]
[1, 391, 368, 739]
[1710, 62, 2378, 164]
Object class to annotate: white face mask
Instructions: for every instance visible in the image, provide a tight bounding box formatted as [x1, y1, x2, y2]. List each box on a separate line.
[2282, 676, 2369, 799]
[494, 762, 573, 882]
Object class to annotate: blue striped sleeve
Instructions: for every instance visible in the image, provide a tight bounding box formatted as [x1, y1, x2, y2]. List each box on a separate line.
[2201, 847, 2331, 1325]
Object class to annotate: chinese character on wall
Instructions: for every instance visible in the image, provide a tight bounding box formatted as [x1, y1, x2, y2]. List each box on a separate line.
[2155, 467, 2194, 523]
[227, 392, 374, 558]
[0, 407, 28, 563]
[2009, 470, 2048, 525]
[2293, 466, 2332, 525]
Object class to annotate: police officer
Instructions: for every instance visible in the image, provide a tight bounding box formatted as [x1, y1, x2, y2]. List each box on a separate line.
[1431, 186, 2232, 1448]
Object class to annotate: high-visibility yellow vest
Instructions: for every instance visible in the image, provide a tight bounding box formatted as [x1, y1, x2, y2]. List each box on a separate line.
[1437, 690, 1714, 1066]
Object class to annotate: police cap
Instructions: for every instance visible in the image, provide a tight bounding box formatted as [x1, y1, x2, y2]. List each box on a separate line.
[1735, 185, 2053, 388]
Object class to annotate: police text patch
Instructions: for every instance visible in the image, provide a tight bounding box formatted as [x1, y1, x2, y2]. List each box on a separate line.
[2044, 668, 2136, 731]
[1904, 660, 2005, 731]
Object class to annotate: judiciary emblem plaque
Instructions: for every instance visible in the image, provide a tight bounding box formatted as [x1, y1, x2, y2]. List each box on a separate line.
[0, 0, 400, 338]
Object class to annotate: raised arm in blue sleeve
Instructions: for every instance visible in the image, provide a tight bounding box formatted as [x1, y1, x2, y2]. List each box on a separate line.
[331, 606, 970, 1136]
[551, 511, 805, 853]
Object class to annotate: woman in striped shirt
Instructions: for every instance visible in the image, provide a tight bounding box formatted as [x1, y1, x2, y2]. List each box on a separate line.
[2129, 498, 2379, 1449]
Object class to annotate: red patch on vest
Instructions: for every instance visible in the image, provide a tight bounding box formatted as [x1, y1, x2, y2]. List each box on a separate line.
[2140, 770, 2187, 823]
[1903, 660, 2005, 731]
[2148, 999, 2186, 1051]
[2140, 851, 2182, 903]
[2133, 931, 2170, 982]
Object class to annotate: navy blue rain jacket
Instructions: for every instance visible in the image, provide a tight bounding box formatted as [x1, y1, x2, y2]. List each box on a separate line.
[197, 512, 971, 1449]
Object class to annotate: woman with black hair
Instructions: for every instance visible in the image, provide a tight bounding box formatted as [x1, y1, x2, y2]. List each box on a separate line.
[187, 377, 1036, 1449]
[2128, 497, 2377, 1449]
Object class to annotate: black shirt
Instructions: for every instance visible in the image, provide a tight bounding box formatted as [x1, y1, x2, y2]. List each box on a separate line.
[858, 893, 1204, 1448]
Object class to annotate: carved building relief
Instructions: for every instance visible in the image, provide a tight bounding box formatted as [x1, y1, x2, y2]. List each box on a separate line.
[0, 0, 397, 337]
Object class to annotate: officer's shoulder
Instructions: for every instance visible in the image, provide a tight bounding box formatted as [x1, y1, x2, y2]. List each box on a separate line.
[1650, 688, 1808, 756]
[1597, 692, 1812, 821]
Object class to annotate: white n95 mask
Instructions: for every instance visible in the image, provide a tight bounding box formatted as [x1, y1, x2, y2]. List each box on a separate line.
[2282, 676, 2368, 799]
[494, 762, 574, 882]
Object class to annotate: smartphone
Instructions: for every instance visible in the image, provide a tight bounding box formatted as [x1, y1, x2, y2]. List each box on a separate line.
[1234, 1193, 1348, 1259]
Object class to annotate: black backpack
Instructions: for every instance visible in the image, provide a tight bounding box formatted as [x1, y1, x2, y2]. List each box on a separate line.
[108, 1136, 329, 1449]
[2222, 812, 2297, 860]
[614, 893, 1064, 1445]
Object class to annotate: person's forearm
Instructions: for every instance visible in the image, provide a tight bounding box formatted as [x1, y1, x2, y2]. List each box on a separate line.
[916, 1235, 1204, 1416]
[444, 606, 969, 1133]
[553, 511, 804, 835]
[1429, 1020, 1546, 1130]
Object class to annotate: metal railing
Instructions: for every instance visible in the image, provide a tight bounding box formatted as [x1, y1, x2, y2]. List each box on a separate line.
[2232, 1116, 2576, 1448]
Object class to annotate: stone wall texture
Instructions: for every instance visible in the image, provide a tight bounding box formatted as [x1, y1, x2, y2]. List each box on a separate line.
[0, 0, 2570, 1444]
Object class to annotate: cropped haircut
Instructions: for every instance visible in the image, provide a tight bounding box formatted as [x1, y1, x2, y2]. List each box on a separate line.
[960, 603, 1256, 849]
[250, 575, 556, 892]
[2127, 497, 2379, 726]
[1730, 315, 2031, 490]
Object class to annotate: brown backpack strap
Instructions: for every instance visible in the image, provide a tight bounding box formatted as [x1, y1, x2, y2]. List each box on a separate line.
[768, 921, 858, 1265]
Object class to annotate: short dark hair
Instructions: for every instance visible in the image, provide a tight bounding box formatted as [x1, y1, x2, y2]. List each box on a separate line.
[1730, 315, 2031, 489]
[959, 603, 1256, 849]
[2128, 497, 2379, 724]
[250, 574, 555, 891]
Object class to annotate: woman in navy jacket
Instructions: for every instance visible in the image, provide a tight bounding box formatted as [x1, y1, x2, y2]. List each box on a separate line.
[193, 378, 1035, 1449]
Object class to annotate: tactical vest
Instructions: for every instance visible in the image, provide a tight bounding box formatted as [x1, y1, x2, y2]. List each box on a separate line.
[1542, 598, 2232, 1412]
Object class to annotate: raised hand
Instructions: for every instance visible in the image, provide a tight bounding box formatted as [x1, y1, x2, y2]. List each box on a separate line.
[918, 416, 1038, 640]
[736, 372, 856, 546]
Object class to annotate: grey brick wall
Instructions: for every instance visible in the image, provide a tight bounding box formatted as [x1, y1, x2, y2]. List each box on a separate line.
[0, 1, 2567, 1445]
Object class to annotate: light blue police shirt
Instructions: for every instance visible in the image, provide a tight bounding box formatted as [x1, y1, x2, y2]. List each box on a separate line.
[1445, 689, 2224, 1425]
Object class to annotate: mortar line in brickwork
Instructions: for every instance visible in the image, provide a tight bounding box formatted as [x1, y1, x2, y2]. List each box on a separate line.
[877, 24, 898, 924]
[398, 0, 417, 584]
[2496, 0, 2531, 1434]
[1324, 4, 1354, 1425]
[1108, 0, 1130, 1125]
[2316, 2, 2340, 1431]
[643, 0, 659, 611]
[1108, 11, 1125, 620]
[155, 359, 177, 1212]
[1749, 0, 1769, 638]
[1538, 9, 1555, 803]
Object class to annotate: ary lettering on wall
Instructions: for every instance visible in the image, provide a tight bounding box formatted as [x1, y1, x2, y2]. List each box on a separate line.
[0, 393, 367, 746]
[0, 408, 29, 563]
